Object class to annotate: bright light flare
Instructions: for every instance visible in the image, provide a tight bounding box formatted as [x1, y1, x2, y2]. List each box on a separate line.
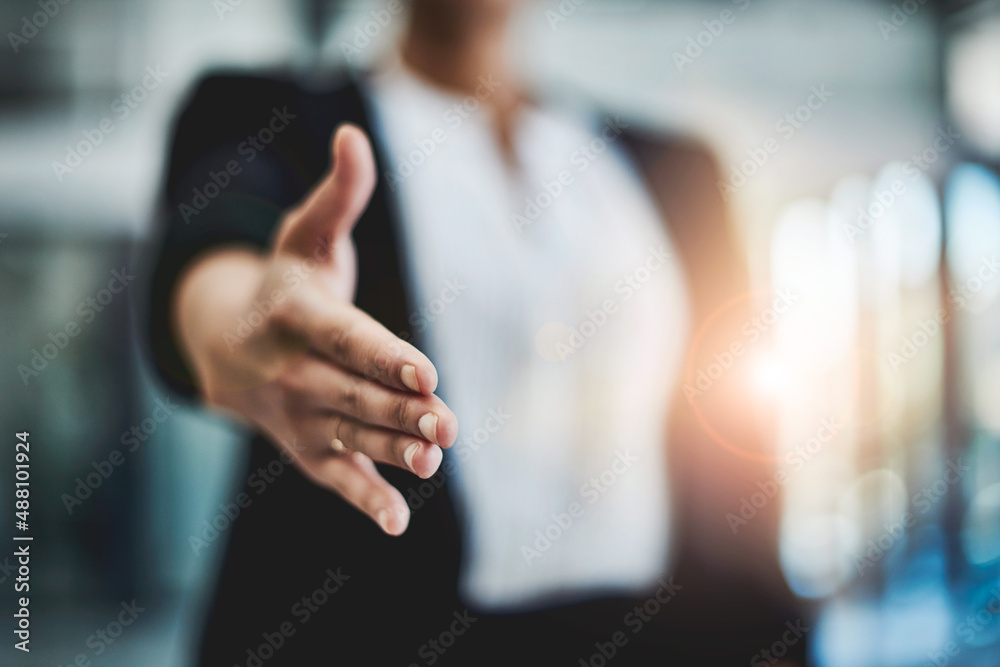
[750, 352, 792, 396]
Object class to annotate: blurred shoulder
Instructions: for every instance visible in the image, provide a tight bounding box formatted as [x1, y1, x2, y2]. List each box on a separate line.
[164, 68, 368, 190]
[539, 93, 723, 185]
[175, 68, 361, 131]
[617, 120, 724, 187]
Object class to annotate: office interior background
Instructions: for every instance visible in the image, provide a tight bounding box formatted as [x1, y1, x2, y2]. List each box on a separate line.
[0, 0, 999, 664]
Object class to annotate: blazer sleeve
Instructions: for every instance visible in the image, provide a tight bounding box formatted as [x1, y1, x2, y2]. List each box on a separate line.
[142, 73, 317, 398]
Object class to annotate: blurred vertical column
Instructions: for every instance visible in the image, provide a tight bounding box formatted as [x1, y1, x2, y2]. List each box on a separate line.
[784, 161, 951, 666]
[769, 196, 861, 601]
[942, 2, 1000, 660]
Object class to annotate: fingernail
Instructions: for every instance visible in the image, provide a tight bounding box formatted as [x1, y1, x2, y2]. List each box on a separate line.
[401, 364, 420, 392]
[403, 442, 421, 472]
[331, 438, 346, 452]
[376, 509, 391, 534]
[418, 412, 438, 443]
[394, 506, 410, 533]
[421, 444, 443, 480]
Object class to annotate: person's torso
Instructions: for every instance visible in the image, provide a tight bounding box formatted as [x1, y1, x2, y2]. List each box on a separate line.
[364, 60, 689, 611]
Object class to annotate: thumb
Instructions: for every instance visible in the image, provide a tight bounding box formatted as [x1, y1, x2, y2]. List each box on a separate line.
[275, 124, 377, 259]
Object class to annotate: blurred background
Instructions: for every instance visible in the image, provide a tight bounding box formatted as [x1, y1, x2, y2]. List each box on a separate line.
[0, 0, 998, 664]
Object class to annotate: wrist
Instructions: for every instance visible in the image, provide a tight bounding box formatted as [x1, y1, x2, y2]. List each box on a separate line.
[173, 247, 269, 392]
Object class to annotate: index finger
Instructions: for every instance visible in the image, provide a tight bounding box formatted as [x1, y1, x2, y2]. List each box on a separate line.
[281, 285, 438, 395]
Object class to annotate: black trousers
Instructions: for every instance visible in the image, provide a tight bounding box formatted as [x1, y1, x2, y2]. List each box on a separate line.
[196, 436, 807, 666]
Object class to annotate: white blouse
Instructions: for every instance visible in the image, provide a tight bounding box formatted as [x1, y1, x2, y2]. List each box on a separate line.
[365, 57, 689, 611]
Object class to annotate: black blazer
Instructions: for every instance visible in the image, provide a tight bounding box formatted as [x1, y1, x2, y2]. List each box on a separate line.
[146, 70, 804, 666]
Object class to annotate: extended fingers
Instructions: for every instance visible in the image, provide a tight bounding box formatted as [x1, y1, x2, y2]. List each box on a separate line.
[306, 451, 410, 536]
[282, 291, 439, 395]
[283, 358, 457, 448]
[326, 413, 443, 479]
